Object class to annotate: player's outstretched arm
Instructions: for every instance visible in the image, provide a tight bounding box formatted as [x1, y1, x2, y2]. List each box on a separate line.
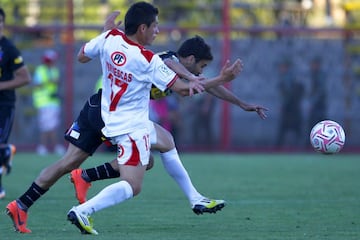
[200, 59, 243, 89]
[169, 59, 242, 97]
[77, 11, 123, 64]
[207, 85, 268, 119]
[163, 58, 204, 83]
[169, 77, 204, 96]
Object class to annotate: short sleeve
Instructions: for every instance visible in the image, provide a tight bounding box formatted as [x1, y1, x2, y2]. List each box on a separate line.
[8, 44, 25, 72]
[83, 31, 108, 59]
[150, 55, 178, 92]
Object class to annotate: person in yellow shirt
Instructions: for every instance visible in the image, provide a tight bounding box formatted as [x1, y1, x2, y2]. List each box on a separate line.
[32, 50, 65, 155]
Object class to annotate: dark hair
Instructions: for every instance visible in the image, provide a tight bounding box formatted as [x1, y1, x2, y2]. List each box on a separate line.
[125, 2, 159, 35]
[0, 8, 5, 21]
[177, 36, 213, 63]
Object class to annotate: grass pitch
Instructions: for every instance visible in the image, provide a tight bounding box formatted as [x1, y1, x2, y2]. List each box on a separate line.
[0, 152, 359, 240]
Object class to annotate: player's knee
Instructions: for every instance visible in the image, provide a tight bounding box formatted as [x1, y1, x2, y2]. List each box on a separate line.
[130, 182, 142, 196]
[124, 176, 144, 196]
[156, 131, 175, 152]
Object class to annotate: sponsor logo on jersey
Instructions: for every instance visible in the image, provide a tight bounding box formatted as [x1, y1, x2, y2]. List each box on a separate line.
[111, 51, 126, 66]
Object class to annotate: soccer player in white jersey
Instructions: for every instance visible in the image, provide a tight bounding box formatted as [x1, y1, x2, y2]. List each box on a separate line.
[70, 36, 268, 209]
[66, 2, 243, 235]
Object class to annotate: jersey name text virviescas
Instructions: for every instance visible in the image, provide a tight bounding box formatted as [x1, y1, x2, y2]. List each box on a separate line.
[106, 61, 133, 84]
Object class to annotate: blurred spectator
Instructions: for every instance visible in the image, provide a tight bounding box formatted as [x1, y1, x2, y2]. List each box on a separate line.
[276, 59, 305, 147]
[307, 57, 327, 131]
[191, 93, 216, 146]
[150, 98, 171, 132]
[32, 49, 65, 155]
[149, 94, 182, 143]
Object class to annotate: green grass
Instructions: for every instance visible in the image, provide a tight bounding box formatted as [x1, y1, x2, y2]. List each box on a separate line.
[0, 152, 359, 240]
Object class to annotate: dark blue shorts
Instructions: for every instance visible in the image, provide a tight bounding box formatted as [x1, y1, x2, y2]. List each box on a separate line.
[64, 90, 108, 155]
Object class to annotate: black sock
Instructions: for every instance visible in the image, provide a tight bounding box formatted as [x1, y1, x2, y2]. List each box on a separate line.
[83, 162, 120, 182]
[0, 173, 2, 190]
[17, 182, 48, 211]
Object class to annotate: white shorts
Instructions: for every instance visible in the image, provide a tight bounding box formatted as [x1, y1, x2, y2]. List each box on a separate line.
[148, 121, 157, 145]
[111, 127, 151, 167]
[37, 105, 61, 132]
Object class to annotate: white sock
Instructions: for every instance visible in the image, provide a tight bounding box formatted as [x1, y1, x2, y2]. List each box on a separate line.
[77, 180, 133, 215]
[160, 148, 202, 205]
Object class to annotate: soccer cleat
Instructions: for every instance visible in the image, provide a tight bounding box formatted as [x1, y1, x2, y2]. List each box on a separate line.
[6, 200, 32, 233]
[70, 169, 91, 204]
[2, 144, 16, 175]
[67, 207, 98, 235]
[192, 198, 226, 215]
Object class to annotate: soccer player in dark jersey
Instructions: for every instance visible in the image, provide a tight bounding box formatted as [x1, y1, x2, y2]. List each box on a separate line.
[0, 8, 31, 199]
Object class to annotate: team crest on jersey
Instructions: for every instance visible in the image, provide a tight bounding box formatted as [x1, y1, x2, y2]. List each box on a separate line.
[158, 64, 173, 77]
[111, 51, 126, 66]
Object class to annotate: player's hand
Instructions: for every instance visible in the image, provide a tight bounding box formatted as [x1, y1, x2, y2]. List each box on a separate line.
[104, 11, 122, 31]
[183, 74, 206, 96]
[220, 59, 244, 83]
[243, 104, 269, 119]
[188, 79, 205, 96]
[187, 75, 205, 82]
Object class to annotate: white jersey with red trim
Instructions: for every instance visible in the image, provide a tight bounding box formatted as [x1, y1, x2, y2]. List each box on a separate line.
[82, 29, 178, 137]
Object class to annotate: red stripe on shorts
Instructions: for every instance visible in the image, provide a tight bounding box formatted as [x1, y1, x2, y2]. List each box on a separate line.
[124, 135, 140, 166]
